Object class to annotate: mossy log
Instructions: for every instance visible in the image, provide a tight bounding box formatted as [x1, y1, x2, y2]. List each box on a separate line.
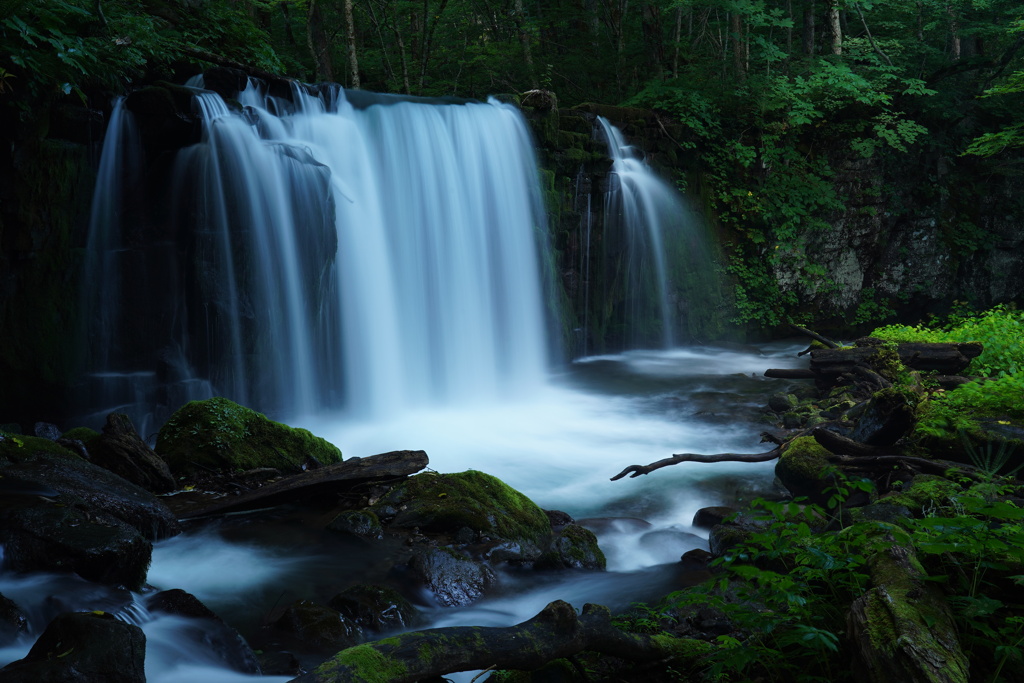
[809, 342, 982, 383]
[847, 524, 969, 683]
[289, 600, 704, 683]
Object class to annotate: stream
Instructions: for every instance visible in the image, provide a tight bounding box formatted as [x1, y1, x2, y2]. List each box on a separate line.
[2, 343, 802, 681]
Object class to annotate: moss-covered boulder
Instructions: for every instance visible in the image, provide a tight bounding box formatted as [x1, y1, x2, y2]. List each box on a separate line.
[775, 436, 836, 506]
[880, 475, 964, 515]
[534, 523, 606, 571]
[370, 470, 553, 559]
[155, 397, 342, 478]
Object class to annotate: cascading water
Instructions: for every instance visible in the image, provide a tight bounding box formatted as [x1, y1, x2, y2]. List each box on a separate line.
[593, 116, 715, 350]
[82, 80, 550, 425]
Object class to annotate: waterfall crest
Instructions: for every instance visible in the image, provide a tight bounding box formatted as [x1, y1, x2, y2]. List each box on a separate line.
[83, 82, 551, 425]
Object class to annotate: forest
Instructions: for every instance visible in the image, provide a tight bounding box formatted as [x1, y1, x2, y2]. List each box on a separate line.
[2, 1, 1024, 683]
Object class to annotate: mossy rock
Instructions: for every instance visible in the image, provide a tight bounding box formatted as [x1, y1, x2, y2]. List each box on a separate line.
[534, 523, 606, 571]
[155, 397, 342, 477]
[61, 426, 100, 446]
[370, 470, 552, 554]
[881, 475, 964, 514]
[775, 436, 835, 505]
[326, 510, 384, 540]
[0, 434, 80, 462]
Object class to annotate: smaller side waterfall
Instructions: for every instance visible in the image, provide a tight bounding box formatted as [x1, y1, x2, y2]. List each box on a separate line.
[594, 116, 716, 350]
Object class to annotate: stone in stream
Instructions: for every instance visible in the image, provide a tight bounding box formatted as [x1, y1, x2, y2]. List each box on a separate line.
[327, 584, 420, 633]
[0, 611, 146, 683]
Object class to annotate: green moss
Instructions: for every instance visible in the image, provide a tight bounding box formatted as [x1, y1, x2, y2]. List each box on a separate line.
[0, 434, 80, 462]
[155, 397, 342, 476]
[882, 475, 963, 513]
[372, 470, 551, 548]
[775, 436, 834, 504]
[309, 643, 408, 683]
[61, 427, 100, 445]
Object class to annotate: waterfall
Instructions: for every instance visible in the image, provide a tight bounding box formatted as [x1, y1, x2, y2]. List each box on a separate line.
[83, 81, 551, 424]
[595, 116, 713, 350]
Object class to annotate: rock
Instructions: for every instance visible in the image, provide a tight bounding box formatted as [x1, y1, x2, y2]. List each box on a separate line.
[327, 584, 419, 633]
[326, 510, 384, 541]
[0, 593, 28, 645]
[33, 422, 61, 441]
[0, 442, 180, 540]
[408, 546, 496, 607]
[371, 470, 552, 562]
[147, 589, 260, 674]
[88, 413, 176, 493]
[0, 611, 146, 682]
[768, 393, 797, 413]
[155, 397, 343, 479]
[1, 502, 152, 590]
[272, 600, 362, 653]
[692, 506, 736, 530]
[534, 524, 606, 571]
[775, 435, 836, 506]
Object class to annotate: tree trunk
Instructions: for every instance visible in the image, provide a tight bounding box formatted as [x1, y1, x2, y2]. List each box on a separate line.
[306, 0, 334, 82]
[344, 0, 360, 88]
[290, 601, 705, 683]
[514, 0, 539, 89]
[732, 11, 745, 80]
[827, 0, 841, 55]
[802, 0, 815, 55]
[946, 3, 961, 61]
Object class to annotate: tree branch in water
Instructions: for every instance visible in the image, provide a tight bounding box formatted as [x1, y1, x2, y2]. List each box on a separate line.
[611, 446, 783, 480]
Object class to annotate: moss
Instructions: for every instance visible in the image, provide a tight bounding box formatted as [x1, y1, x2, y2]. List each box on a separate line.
[0, 434, 80, 462]
[372, 470, 551, 549]
[881, 475, 963, 513]
[309, 643, 408, 683]
[154, 397, 342, 477]
[61, 427, 100, 445]
[775, 436, 835, 504]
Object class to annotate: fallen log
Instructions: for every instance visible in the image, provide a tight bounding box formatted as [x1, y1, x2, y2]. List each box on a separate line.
[810, 341, 983, 385]
[812, 427, 881, 457]
[764, 368, 817, 380]
[289, 600, 703, 683]
[177, 450, 429, 518]
[611, 446, 783, 480]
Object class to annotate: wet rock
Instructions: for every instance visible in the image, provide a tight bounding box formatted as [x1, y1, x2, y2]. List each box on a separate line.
[155, 397, 343, 479]
[543, 509, 575, 530]
[0, 611, 146, 682]
[0, 593, 28, 645]
[89, 413, 176, 494]
[408, 546, 496, 607]
[0, 442, 180, 540]
[33, 422, 61, 441]
[1, 502, 152, 590]
[534, 524, 606, 571]
[272, 600, 362, 653]
[692, 506, 736, 530]
[371, 470, 552, 562]
[768, 393, 797, 413]
[147, 589, 260, 674]
[327, 584, 419, 632]
[326, 510, 384, 541]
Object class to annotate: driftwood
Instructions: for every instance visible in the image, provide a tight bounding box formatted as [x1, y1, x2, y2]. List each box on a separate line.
[611, 446, 783, 480]
[788, 323, 840, 349]
[178, 450, 429, 518]
[289, 600, 696, 683]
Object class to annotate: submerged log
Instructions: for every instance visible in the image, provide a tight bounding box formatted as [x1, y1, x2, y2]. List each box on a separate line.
[178, 450, 429, 518]
[289, 600, 704, 683]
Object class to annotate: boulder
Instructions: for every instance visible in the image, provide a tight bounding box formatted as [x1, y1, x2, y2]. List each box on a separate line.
[326, 510, 384, 541]
[775, 435, 836, 506]
[371, 470, 552, 561]
[534, 524, 606, 571]
[0, 593, 28, 645]
[88, 413, 176, 493]
[408, 546, 496, 607]
[327, 584, 419, 633]
[0, 611, 146, 682]
[155, 397, 342, 478]
[272, 600, 362, 653]
[147, 589, 260, 674]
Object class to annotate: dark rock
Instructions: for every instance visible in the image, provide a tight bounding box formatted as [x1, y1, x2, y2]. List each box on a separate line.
[408, 546, 496, 607]
[692, 506, 736, 530]
[0, 447, 180, 540]
[272, 600, 362, 653]
[852, 503, 913, 525]
[768, 393, 796, 413]
[33, 422, 61, 441]
[543, 509, 575, 530]
[0, 593, 28, 645]
[326, 510, 384, 541]
[850, 388, 916, 447]
[680, 548, 713, 571]
[327, 584, 419, 633]
[1, 502, 152, 591]
[534, 524, 606, 571]
[257, 650, 303, 676]
[0, 611, 146, 682]
[147, 589, 260, 674]
[89, 413, 176, 494]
